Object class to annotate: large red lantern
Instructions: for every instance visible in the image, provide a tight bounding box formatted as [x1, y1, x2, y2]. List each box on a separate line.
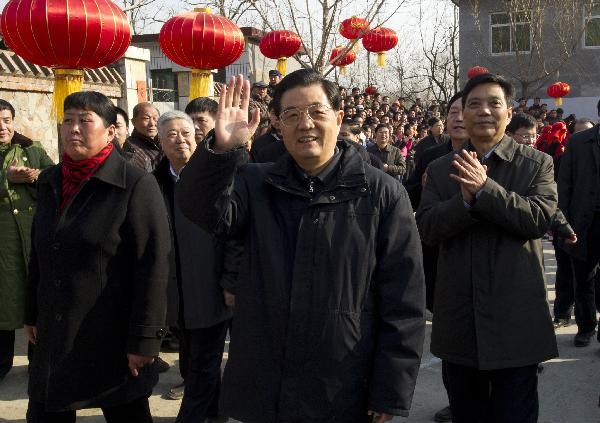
[339, 16, 370, 50]
[467, 66, 489, 79]
[365, 86, 378, 96]
[1, 0, 131, 121]
[547, 82, 570, 106]
[361, 27, 398, 68]
[329, 46, 356, 75]
[259, 30, 301, 76]
[160, 8, 245, 99]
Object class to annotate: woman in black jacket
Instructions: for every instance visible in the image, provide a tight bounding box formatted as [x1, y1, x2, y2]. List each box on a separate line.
[24, 91, 171, 422]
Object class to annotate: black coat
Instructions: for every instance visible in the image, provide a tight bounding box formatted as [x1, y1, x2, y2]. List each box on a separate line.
[412, 134, 449, 163]
[178, 140, 425, 422]
[25, 150, 171, 411]
[153, 158, 240, 329]
[558, 124, 600, 260]
[127, 129, 163, 171]
[406, 141, 452, 210]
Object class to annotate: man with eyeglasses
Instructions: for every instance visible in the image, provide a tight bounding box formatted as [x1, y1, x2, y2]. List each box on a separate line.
[178, 69, 425, 423]
[506, 112, 538, 147]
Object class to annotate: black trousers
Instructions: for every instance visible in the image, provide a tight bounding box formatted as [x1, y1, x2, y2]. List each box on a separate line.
[443, 361, 539, 423]
[175, 319, 229, 423]
[553, 242, 575, 320]
[26, 395, 153, 423]
[0, 329, 15, 378]
[571, 214, 600, 333]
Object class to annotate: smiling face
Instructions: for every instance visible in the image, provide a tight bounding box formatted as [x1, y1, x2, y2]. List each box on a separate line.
[159, 118, 196, 170]
[375, 126, 391, 148]
[463, 83, 513, 144]
[0, 109, 15, 145]
[279, 84, 343, 173]
[61, 109, 115, 160]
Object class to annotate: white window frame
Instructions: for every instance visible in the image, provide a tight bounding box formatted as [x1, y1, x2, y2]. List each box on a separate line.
[489, 11, 532, 56]
[583, 3, 600, 49]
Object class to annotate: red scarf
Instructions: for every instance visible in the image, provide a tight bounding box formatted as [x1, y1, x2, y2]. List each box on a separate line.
[60, 142, 114, 212]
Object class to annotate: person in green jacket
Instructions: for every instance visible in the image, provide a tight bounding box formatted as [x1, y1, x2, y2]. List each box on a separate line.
[0, 99, 53, 380]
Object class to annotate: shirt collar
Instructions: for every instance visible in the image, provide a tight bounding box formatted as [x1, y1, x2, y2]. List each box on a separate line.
[169, 163, 185, 183]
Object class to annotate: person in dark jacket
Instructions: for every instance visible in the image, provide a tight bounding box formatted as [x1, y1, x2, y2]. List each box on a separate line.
[367, 124, 406, 178]
[154, 110, 241, 422]
[24, 91, 170, 422]
[338, 119, 385, 171]
[127, 102, 162, 171]
[112, 106, 152, 172]
[417, 74, 558, 422]
[178, 70, 425, 423]
[412, 117, 449, 165]
[558, 99, 600, 347]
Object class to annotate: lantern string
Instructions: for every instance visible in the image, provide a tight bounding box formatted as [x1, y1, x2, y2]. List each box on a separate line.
[190, 69, 213, 99]
[277, 58, 287, 76]
[52, 69, 84, 122]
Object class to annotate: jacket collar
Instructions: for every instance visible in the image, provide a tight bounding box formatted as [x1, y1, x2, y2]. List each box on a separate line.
[581, 124, 600, 144]
[130, 128, 160, 148]
[265, 140, 367, 194]
[10, 132, 34, 148]
[465, 134, 517, 162]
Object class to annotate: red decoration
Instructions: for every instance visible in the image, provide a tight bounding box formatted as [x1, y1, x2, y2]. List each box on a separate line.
[339, 16, 370, 49]
[365, 86, 378, 96]
[361, 27, 398, 67]
[0, 0, 130, 69]
[1, 0, 131, 121]
[467, 66, 489, 79]
[259, 30, 301, 75]
[329, 46, 356, 75]
[547, 82, 570, 106]
[159, 8, 245, 98]
[535, 122, 569, 158]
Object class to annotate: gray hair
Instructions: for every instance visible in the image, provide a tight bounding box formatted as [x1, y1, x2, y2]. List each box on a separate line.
[157, 110, 194, 135]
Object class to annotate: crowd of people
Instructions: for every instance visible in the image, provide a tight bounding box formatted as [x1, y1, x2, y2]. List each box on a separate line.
[0, 66, 598, 423]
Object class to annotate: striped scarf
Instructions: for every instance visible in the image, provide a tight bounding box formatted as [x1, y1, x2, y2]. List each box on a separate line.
[60, 142, 113, 213]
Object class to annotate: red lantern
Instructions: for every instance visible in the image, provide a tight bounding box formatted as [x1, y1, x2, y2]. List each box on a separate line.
[329, 46, 356, 75]
[547, 82, 570, 106]
[259, 30, 301, 76]
[339, 16, 370, 50]
[160, 8, 245, 98]
[361, 27, 398, 68]
[365, 86, 378, 96]
[467, 66, 489, 79]
[1, 0, 131, 121]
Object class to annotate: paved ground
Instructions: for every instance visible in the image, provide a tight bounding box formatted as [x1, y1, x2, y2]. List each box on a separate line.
[1, 242, 599, 422]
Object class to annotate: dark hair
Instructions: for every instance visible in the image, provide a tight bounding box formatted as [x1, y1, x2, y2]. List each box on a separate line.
[462, 73, 514, 108]
[375, 123, 390, 134]
[403, 122, 413, 132]
[447, 91, 463, 109]
[185, 97, 218, 117]
[0, 99, 15, 118]
[272, 69, 341, 116]
[64, 91, 116, 127]
[132, 102, 159, 119]
[340, 118, 362, 135]
[427, 117, 442, 127]
[506, 112, 537, 133]
[114, 106, 129, 127]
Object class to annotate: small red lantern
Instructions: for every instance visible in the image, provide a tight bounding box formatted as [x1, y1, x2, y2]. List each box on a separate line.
[361, 27, 398, 68]
[329, 46, 356, 75]
[365, 86, 378, 96]
[339, 16, 370, 50]
[547, 82, 570, 106]
[160, 8, 245, 99]
[467, 66, 489, 79]
[259, 30, 301, 76]
[1, 0, 131, 121]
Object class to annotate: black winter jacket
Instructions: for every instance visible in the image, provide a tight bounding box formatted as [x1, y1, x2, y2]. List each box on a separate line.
[178, 139, 425, 422]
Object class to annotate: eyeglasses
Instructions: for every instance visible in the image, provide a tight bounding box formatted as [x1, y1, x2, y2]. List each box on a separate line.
[517, 134, 537, 142]
[279, 104, 332, 127]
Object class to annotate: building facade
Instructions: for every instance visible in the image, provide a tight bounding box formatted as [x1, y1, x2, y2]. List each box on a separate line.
[454, 0, 600, 118]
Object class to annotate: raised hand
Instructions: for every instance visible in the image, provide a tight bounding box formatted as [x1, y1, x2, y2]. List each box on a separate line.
[213, 74, 261, 153]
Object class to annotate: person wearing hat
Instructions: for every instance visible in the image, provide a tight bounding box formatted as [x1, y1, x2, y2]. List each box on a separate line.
[268, 70, 282, 97]
[249, 81, 271, 132]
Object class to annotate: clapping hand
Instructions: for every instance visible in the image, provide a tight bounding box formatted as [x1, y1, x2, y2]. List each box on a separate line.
[213, 75, 261, 153]
[368, 410, 394, 422]
[450, 150, 488, 205]
[7, 159, 40, 183]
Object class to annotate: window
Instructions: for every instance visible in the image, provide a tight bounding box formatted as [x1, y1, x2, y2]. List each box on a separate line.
[490, 11, 531, 55]
[584, 4, 600, 47]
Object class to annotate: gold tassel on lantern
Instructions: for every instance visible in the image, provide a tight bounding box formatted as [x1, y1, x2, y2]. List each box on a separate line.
[277, 58, 287, 76]
[52, 69, 84, 122]
[340, 66, 347, 75]
[376, 52, 386, 68]
[190, 69, 213, 99]
[554, 98, 563, 106]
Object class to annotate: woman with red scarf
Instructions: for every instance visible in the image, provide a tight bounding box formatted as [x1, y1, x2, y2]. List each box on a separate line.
[23, 91, 171, 422]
